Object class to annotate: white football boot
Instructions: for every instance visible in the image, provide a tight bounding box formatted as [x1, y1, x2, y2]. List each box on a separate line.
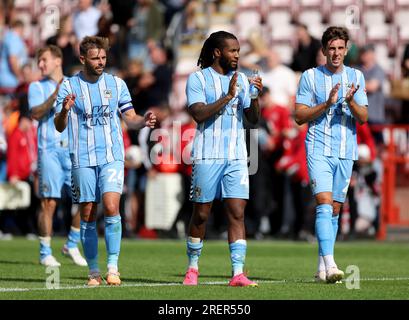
[40, 255, 61, 267]
[326, 266, 344, 283]
[62, 245, 88, 266]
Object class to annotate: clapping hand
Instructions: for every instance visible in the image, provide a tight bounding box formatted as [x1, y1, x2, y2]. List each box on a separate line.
[345, 83, 360, 103]
[326, 83, 341, 108]
[144, 111, 157, 128]
[63, 94, 76, 111]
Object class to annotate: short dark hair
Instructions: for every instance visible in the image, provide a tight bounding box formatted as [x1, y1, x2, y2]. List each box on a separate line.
[321, 26, 349, 49]
[197, 31, 238, 69]
[37, 45, 63, 61]
[79, 36, 110, 56]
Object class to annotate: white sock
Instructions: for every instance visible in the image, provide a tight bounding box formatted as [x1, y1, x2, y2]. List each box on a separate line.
[187, 236, 202, 270]
[108, 265, 118, 274]
[318, 256, 325, 272]
[188, 236, 201, 243]
[39, 236, 51, 246]
[71, 226, 80, 233]
[323, 255, 337, 270]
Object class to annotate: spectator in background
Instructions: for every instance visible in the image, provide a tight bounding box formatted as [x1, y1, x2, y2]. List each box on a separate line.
[96, 5, 121, 71]
[316, 49, 326, 66]
[352, 143, 381, 237]
[133, 43, 173, 115]
[107, 0, 135, 69]
[357, 44, 386, 144]
[290, 23, 321, 73]
[260, 49, 297, 110]
[46, 15, 78, 76]
[123, 59, 145, 111]
[239, 29, 268, 74]
[0, 105, 7, 182]
[344, 42, 359, 67]
[256, 87, 292, 237]
[6, 108, 38, 236]
[0, 19, 28, 95]
[344, 122, 379, 238]
[127, 0, 165, 70]
[73, 0, 102, 41]
[0, 0, 15, 25]
[275, 118, 314, 241]
[244, 87, 281, 238]
[400, 43, 409, 123]
[146, 43, 173, 107]
[165, 0, 206, 64]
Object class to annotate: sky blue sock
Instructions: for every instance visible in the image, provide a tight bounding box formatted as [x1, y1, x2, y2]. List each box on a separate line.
[80, 220, 99, 271]
[229, 240, 247, 276]
[39, 239, 52, 260]
[186, 240, 203, 269]
[105, 215, 122, 270]
[315, 204, 334, 256]
[332, 214, 339, 249]
[66, 227, 80, 249]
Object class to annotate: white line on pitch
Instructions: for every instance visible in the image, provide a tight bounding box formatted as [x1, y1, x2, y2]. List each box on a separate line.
[1, 277, 409, 293]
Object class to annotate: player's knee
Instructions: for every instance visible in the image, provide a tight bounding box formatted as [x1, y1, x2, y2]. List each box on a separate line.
[228, 210, 245, 222]
[193, 211, 209, 225]
[41, 199, 57, 214]
[104, 202, 119, 216]
[315, 193, 332, 205]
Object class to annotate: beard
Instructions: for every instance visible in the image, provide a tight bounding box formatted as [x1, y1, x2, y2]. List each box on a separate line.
[85, 63, 104, 76]
[219, 55, 237, 72]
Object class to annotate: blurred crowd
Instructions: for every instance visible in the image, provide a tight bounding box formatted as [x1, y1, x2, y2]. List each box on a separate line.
[0, 0, 408, 241]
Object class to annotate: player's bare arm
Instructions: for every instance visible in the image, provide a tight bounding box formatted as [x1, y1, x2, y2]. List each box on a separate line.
[31, 79, 63, 120]
[54, 93, 75, 132]
[244, 76, 262, 124]
[345, 83, 368, 124]
[295, 83, 340, 125]
[122, 108, 157, 130]
[188, 72, 238, 123]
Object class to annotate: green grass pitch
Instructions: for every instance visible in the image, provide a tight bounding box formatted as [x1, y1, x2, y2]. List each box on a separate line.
[0, 238, 408, 300]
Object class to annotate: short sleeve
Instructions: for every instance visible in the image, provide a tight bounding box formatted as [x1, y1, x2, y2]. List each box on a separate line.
[117, 77, 133, 114]
[55, 79, 71, 113]
[186, 72, 206, 107]
[295, 71, 314, 107]
[354, 70, 368, 107]
[28, 82, 44, 110]
[239, 72, 251, 109]
[6, 33, 21, 56]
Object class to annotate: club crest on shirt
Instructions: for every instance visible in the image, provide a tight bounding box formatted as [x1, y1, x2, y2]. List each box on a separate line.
[104, 89, 112, 99]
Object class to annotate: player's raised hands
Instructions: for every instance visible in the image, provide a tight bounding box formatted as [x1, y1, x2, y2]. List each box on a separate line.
[144, 110, 157, 128]
[345, 83, 360, 103]
[325, 83, 341, 108]
[63, 94, 76, 111]
[227, 72, 238, 99]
